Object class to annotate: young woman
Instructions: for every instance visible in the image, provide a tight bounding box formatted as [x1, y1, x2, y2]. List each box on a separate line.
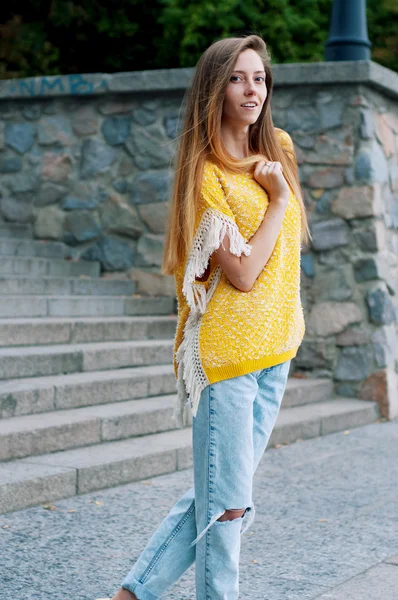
[111, 33, 308, 600]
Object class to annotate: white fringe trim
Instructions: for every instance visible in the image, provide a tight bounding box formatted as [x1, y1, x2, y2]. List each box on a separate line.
[173, 209, 252, 427]
[182, 208, 252, 315]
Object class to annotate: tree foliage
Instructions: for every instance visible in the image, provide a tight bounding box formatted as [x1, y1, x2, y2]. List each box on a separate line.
[0, 0, 396, 79]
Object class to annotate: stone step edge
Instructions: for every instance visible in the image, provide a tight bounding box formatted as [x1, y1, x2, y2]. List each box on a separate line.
[0, 315, 177, 325]
[0, 338, 174, 356]
[0, 398, 379, 514]
[0, 394, 348, 461]
[0, 395, 378, 442]
[0, 369, 332, 419]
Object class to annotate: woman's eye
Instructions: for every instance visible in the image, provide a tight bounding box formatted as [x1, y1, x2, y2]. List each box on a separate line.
[230, 75, 241, 82]
[255, 77, 265, 82]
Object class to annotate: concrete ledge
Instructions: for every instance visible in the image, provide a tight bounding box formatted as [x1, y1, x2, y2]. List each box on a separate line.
[1, 61, 397, 100]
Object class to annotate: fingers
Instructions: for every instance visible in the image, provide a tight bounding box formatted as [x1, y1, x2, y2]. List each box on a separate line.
[254, 160, 282, 178]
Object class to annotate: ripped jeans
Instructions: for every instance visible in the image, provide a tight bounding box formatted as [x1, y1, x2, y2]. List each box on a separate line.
[120, 359, 291, 600]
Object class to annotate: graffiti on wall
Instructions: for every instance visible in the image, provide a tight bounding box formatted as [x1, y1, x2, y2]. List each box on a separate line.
[6, 74, 109, 98]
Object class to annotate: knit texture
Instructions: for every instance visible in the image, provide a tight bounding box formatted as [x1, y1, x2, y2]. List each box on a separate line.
[173, 128, 305, 427]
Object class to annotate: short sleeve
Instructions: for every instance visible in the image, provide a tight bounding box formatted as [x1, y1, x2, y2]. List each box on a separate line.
[275, 128, 298, 170]
[182, 161, 252, 315]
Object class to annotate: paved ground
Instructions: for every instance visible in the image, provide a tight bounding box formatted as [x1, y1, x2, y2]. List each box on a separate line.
[0, 419, 397, 600]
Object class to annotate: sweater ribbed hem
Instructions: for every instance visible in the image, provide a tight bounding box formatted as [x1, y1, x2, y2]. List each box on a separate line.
[204, 347, 298, 384]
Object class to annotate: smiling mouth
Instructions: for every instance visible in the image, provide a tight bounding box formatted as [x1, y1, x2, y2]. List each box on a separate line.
[241, 103, 258, 108]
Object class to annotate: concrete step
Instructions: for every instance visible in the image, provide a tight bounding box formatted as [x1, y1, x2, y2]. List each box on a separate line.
[0, 315, 177, 346]
[0, 368, 332, 419]
[0, 339, 174, 380]
[0, 394, 188, 461]
[0, 427, 192, 513]
[0, 294, 175, 318]
[0, 256, 100, 278]
[269, 397, 380, 446]
[0, 238, 67, 259]
[0, 275, 136, 297]
[0, 364, 177, 418]
[0, 397, 380, 513]
[0, 381, 340, 460]
[0, 223, 33, 239]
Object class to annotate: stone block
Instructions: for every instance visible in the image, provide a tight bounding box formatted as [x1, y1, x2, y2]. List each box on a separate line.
[286, 106, 320, 132]
[98, 99, 135, 115]
[102, 116, 131, 145]
[163, 115, 182, 138]
[61, 196, 98, 211]
[130, 170, 172, 204]
[100, 193, 142, 238]
[360, 108, 374, 139]
[360, 369, 397, 419]
[0, 196, 34, 223]
[47, 297, 125, 317]
[308, 301, 363, 336]
[0, 346, 82, 379]
[72, 106, 99, 136]
[295, 339, 336, 369]
[372, 325, 396, 368]
[41, 153, 73, 183]
[0, 153, 23, 174]
[124, 296, 175, 316]
[55, 372, 147, 410]
[336, 325, 370, 346]
[80, 139, 117, 178]
[77, 449, 177, 494]
[5, 122, 36, 154]
[125, 123, 171, 170]
[129, 267, 176, 296]
[375, 113, 396, 158]
[0, 121, 4, 150]
[355, 140, 389, 184]
[331, 186, 381, 219]
[0, 383, 54, 418]
[311, 218, 350, 251]
[335, 346, 373, 381]
[353, 219, 385, 252]
[37, 116, 73, 146]
[0, 418, 101, 461]
[366, 285, 395, 325]
[137, 233, 165, 267]
[35, 183, 68, 206]
[312, 266, 353, 302]
[300, 254, 315, 278]
[0, 462, 76, 514]
[304, 127, 353, 165]
[7, 173, 39, 193]
[316, 93, 343, 129]
[64, 210, 102, 245]
[0, 319, 70, 347]
[306, 166, 345, 189]
[82, 236, 135, 271]
[137, 201, 170, 233]
[132, 107, 157, 126]
[34, 206, 65, 240]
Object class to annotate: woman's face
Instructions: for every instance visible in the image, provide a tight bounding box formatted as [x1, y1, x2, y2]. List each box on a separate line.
[222, 48, 267, 127]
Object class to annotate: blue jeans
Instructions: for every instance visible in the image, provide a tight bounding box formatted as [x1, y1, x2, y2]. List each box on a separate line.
[121, 360, 291, 600]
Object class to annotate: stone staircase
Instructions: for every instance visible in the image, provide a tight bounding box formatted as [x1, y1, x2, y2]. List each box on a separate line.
[0, 223, 380, 514]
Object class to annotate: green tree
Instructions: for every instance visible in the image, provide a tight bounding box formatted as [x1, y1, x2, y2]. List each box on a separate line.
[0, 0, 396, 78]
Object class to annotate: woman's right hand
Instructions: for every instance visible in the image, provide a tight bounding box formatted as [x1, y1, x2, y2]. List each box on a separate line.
[254, 160, 291, 205]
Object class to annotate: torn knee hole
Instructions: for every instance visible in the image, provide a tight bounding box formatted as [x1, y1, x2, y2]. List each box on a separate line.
[217, 508, 247, 522]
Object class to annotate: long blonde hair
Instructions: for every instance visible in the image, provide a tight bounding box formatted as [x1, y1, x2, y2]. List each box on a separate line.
[161, 34, 309, 276]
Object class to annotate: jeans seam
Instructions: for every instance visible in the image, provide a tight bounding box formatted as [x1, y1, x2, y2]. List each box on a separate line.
[139, 500, 196, 584]
[205, 385, 216, 600]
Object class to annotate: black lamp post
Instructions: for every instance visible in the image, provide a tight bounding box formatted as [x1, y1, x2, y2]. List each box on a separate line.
[325, 0, 372, 61]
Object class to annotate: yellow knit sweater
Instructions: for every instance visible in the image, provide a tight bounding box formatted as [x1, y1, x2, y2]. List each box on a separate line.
[173, 128, 305, 427]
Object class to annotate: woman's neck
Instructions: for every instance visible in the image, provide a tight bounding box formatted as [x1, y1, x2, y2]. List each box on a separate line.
[220, 121, 250, 159]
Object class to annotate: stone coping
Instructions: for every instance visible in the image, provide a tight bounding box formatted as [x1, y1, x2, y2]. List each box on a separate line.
[0, 60, 397, 100]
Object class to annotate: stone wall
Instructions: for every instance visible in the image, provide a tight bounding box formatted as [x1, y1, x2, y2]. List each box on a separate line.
[0, 61, 397, 417]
